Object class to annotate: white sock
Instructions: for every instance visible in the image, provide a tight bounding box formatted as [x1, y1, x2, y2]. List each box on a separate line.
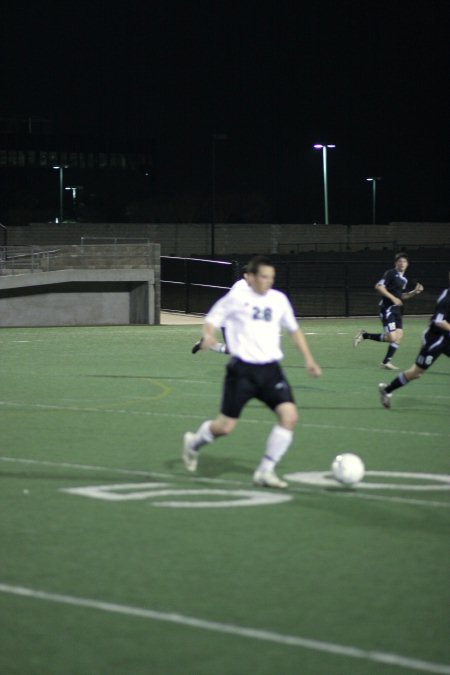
[192, 420, 215, 450]
[256, 425, 293, 473]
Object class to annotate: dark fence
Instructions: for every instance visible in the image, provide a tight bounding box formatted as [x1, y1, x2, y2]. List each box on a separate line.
[161, 255, 448, 317]
[161, 256, 239, 314]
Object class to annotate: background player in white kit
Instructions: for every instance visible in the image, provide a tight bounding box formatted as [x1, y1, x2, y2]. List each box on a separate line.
[183, 256, 322, 488]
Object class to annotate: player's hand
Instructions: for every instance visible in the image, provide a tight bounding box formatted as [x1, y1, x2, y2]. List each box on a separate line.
[201, 334, 217, 350]
[393, 297, 403, 306]
[306, 361, 322, 377]
[415, 283, 424, 294]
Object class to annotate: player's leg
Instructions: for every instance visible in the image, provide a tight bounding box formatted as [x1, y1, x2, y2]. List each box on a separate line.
[378, 336, 445, 408]
[354, 310, 386, 347]
[380, 317, 402, 369]
[253, 365, 297, 488]
[182, 414, 237, 472]
[378, 364, 425, 408]
[182, 358, 251, 471]
[354, 329, 385, 346]
[253, 402, 298, 489]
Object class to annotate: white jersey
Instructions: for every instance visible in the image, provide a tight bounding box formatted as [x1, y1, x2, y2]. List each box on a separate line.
[230, 278, 249, 293]
[205, 286, 299, 364]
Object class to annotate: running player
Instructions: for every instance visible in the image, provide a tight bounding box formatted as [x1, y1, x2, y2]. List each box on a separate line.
[182, 255, 322, 488]
[353, 253, 424, 370]
[379, 276, 450, 408]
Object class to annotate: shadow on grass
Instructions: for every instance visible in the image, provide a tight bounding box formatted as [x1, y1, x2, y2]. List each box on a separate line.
[165, 454, 252, 479]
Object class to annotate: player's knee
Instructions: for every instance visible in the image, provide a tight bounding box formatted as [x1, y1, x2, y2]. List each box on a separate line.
[285, 416, 298, 431]
[278, 406, 298, 430]
[406, 366, 424, 381]
[212, 418, 236, 436]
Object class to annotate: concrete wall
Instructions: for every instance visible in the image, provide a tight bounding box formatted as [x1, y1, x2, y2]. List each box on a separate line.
[5, 221, 450, 256]
[0, 269, 157, 327]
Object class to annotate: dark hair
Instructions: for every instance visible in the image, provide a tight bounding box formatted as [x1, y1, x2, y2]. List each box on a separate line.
[246, 255, 274, 274]
[394, 252, 409, 262]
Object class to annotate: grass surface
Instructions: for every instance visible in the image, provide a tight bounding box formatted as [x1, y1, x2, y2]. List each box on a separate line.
[1, 318, 449, 674]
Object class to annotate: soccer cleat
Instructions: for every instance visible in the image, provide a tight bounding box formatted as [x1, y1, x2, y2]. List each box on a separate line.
[191, 338, 204, 354]
[353, 330, 366, 347]
[252, 470, 288, 489]
[182, 432, 198, 472]
[378, 383, 392, 409]
[380, 361, 399, 371]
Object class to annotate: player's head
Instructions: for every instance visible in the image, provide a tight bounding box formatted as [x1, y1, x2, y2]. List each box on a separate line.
[394, 252, 409, 272]
[246, 256, 275, 295]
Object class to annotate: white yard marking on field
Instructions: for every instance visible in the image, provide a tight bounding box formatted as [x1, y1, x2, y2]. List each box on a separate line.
[316, 489, 450, 509]
[1, 400, 448, 437]
[61, 482, 292, 508]
[285, 471, 450, 491]
[0, 584, 449, 674]
[1, 456, 450, 509]
[303, 422, 443, 437]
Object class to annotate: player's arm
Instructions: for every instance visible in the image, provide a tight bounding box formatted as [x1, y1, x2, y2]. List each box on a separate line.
[375, 281, 403, 306]
[201, 321, 220, 350]
[401, 282, 424, 300]
[197, 293, 232, 350]
[289, 329, 322, 378]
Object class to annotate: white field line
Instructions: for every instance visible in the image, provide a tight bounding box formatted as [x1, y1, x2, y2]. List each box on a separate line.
[0, 400, 447, 438]
[0, 584, 449, 674]
[1, 456, 449, 509]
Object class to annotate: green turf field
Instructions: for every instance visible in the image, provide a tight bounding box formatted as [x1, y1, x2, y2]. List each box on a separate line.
[1, 318, 449, 675]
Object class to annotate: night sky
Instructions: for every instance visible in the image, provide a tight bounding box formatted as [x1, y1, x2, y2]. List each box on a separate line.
[1, 0, 449, 225]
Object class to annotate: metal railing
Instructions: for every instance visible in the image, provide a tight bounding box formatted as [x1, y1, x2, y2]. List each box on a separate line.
[80, 236, 150, 246]
[0, 246, 60, 275]
[277, 240, 399, 254]
[0, 244, 155, 276]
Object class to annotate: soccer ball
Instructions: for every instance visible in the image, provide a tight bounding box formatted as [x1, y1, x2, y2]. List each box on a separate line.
[331, 453, 365, 486]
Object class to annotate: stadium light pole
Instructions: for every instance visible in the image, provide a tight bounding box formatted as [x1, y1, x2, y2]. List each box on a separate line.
[65, 186, 83, 219]
[366, 177, 382, 224]
[211, 133, 227, 257]
[53, 165, 68, 223]
[313, 144, 335, 224]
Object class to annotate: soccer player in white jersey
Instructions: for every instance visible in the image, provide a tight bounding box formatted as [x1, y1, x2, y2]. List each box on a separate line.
[183, 255, 322, 488]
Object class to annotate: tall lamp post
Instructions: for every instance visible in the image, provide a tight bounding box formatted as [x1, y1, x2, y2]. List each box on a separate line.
[313, 144, 335, 224]
[366, 177, 382, 224]
[53, 165, 68, 223]
[211, 133, 227, 257]
[65, 186, 83, 220]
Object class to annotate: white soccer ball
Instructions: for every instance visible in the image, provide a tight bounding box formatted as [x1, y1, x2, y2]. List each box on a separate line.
[331, 453, 365, 486]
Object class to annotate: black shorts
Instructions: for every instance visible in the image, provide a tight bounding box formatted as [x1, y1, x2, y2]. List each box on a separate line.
[220, 357, 295, 419]
[379, 305, 403, 332]
[415, 330, 450, 370]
